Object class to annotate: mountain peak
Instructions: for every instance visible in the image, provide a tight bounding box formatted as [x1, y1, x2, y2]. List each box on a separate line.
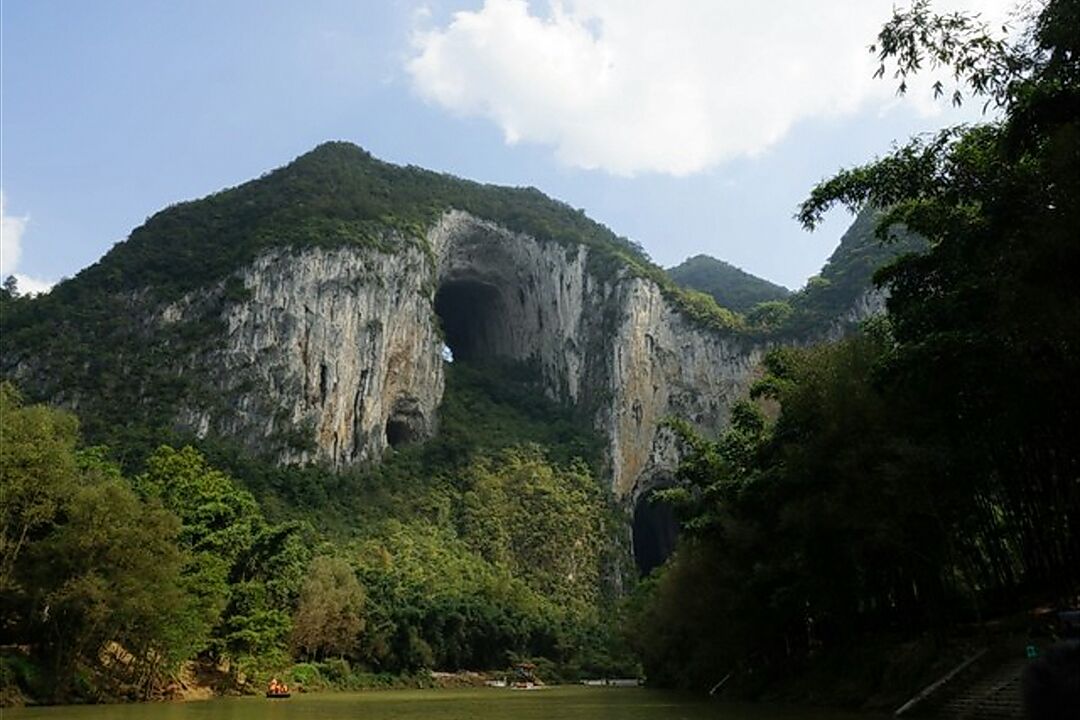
[668, 254, 790, 313]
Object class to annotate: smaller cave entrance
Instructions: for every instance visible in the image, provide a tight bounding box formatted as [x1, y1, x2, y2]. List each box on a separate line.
[385, 418, 418, 448]
[632, 490, 680, 576]
[435, 279, 509, 364]
[385, 397, 426, 449]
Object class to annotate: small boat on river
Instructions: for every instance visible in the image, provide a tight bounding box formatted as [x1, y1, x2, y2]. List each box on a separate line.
[266, 677, 291, 698]
[510, 662, 544, 689]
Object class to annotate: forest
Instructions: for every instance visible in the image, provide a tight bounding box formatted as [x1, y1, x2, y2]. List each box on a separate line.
[625, 0, 1079, 702]
[0, 359, 635, 704]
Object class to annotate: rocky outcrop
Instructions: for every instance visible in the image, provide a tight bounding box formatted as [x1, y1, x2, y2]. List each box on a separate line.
[820, 286, 888, 342]
[162, 210, 766, 501]
[604, 277, 764, 499]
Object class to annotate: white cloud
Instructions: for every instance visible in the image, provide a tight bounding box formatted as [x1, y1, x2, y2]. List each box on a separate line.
[0, 192, 27, 274]
[407, 0, 1013, 176]
[11, 274, 56, 296]
[1, 191, 54, 296]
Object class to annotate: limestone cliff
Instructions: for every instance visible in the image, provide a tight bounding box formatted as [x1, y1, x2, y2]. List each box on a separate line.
[169, 238, 443, 467]
[157, 210, 764, 501]
[819, 287, 889, 342]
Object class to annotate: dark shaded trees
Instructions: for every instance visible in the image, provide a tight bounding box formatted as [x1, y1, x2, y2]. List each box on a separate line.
[799, 0, 1080, 601]
[629, 0, 1080, 694]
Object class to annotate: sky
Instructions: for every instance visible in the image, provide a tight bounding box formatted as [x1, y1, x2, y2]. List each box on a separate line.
[1, 0, 1013, 294]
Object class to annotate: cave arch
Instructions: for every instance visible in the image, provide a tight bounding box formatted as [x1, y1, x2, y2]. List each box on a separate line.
[434, 279, 513, 363]
[632, 487, 680, 575]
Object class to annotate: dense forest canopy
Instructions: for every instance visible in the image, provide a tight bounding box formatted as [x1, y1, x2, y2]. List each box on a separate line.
[0, 358, 635, 703]
[628, 0, 1079, 700]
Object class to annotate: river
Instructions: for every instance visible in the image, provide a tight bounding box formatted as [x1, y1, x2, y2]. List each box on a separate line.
[4, 686, 887, 720]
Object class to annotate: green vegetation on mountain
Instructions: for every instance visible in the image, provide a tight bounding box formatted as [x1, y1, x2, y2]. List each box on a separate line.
[781, 207, 925, 335]
[0, 141, 749, 465]
[667, 211, 924, 337]
[667, 255, 790, 313]
[627, 0, 1080, 704]
[64, 141, 659, 302]
[2, 138, 744, 337]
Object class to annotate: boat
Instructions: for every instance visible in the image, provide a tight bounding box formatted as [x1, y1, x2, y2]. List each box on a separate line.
[509, 662, 544, 689]
[266, 676, 291, 698]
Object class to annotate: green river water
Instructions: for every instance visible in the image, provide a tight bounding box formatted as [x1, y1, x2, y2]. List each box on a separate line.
[3, 687, 887, 720]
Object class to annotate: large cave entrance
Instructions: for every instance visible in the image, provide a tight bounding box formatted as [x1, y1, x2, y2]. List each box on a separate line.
[435, 279, 512, 363]
[632, 489, 679, 575]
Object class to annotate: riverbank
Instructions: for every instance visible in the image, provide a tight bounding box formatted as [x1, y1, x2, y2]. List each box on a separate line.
[0, 653, 444, 707]
[2, 608, 1053, 713]
[1, 684, 889, 720]
[0, 637, 1017, 712]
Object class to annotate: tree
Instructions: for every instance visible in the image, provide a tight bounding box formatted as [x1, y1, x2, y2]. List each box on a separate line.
[28, 474, 189, 699]
[632, 335, 958, 689]
[799, 0, 1080, 599]
[134, 445, 310, 672]
[746, 300, 793, 330]
[0, 382, 79, 593]
[1, 386, 200, 701]
[458, 447, 605, 612]
[136, 445, 263, 563]
[630, 4, 1080, 688]
[290, 556, 366, 661]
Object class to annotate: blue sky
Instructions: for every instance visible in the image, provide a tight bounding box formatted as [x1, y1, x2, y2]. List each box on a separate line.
[1, 0, 1007, 293]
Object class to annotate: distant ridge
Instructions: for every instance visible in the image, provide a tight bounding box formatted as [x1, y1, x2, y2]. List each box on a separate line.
[668, 255, 790, 313]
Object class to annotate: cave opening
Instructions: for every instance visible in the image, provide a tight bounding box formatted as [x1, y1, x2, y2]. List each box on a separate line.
[632, 490, 680, 575]
[435, 279, 509, 364]
[385, 397, 424, 449]
[385, 418, 414, 448]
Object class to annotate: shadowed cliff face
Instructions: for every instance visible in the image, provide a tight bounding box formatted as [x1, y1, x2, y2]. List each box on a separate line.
[152, 210, 765, 501]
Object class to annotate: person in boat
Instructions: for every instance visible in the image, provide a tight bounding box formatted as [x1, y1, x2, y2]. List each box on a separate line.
[268, 677, 289, 694]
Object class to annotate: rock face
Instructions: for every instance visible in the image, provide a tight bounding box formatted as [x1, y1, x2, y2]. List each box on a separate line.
[171, 236, 444, 467]
[165, 210, 766, 501]
[820, 287, 888, 343]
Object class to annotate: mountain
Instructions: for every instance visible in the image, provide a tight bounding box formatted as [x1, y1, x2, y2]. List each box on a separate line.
[0, 142, 760, 505]
[667, 210, 923, 337]
[667, 255, 790, 313]
[0, 142, 919, 508]
[784, 206, 927, 337]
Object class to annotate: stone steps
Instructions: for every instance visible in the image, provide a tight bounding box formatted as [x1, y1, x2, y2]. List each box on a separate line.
[936, 658, 1026, 720]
